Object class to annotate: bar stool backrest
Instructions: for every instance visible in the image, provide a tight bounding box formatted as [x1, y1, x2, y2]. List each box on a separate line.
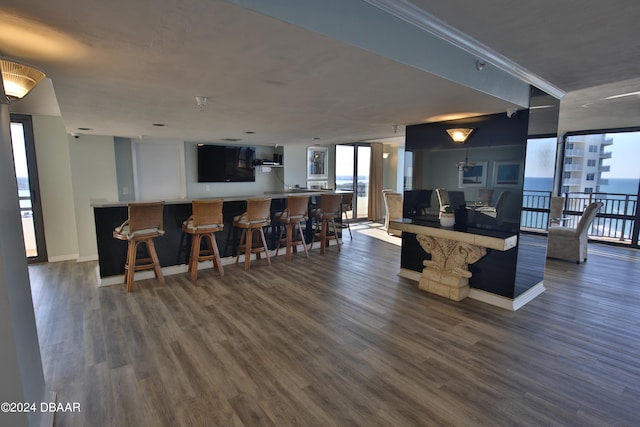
[128, 202, 164, 232]
[341, 193, 353, 211]
[287, 196, 309, 219]
[246, 198, 272, 224]
[320, 194, 341, 216]
[192, 199, 223, 227]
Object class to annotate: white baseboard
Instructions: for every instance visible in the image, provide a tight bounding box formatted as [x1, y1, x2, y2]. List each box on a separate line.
[47, 254, 79, 263]
[398, 268, 545, 311]
[96, 244, 318, 287]
[77, 254, 99, 262]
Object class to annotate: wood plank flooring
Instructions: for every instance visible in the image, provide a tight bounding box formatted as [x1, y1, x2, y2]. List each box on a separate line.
[29, 222, 640, 426]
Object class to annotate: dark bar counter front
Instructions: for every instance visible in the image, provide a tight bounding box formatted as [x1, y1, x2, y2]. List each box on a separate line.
[92, 191, 342, 280]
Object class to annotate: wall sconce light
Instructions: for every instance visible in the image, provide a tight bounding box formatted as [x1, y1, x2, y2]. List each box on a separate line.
[0, 57, 46, 101]
[446, 128, 475, 144]
[383, 152, 390, 159]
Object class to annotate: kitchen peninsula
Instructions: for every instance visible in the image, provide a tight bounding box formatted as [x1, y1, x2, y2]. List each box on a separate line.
[92, 190, 337, 285]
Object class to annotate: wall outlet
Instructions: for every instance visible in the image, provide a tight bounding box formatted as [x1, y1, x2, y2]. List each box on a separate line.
[205, 185, 210, 191]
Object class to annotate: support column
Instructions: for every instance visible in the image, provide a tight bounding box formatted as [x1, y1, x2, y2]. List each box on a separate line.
[0, 102, 47, 427]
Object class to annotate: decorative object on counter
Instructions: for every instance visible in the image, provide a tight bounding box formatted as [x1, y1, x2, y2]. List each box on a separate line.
[439, 205, 455, 228]
[182, 199, 224, 280]
[112, 201, 165, 292]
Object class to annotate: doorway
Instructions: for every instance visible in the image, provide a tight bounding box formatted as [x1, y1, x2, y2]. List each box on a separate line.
[335, 143, 371, 219]
[10, 114, 47, 263]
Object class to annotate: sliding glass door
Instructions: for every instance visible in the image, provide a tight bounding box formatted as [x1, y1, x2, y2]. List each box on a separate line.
[10, 114, 47, 262]
[335, 143, 370, 219]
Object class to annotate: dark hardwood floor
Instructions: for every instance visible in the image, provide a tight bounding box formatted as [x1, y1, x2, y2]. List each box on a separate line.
[29, 223, 640, 426]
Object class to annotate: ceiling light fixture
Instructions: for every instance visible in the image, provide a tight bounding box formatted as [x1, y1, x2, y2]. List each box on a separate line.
[603, 91, 640, 100]
[195, 96, 207, 110]
[446, 128, 475, 144]
[0, 57, 46, 101]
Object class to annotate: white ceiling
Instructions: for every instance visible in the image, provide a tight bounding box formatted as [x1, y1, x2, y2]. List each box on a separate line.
[3, 0, 640, 144]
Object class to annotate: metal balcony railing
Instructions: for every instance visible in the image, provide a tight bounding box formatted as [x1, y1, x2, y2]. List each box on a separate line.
[521, 190, 638, 244]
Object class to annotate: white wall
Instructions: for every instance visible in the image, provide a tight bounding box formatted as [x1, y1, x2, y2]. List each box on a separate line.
[134, 139, 185, 200]
[68, 134, 118, 261]
[32, 115, 79, 261]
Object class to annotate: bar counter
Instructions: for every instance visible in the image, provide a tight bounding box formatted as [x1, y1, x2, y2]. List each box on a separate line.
[92, 190, 340, 284]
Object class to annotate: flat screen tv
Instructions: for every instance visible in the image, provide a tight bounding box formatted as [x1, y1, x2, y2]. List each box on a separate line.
[197, 144, 256, 182]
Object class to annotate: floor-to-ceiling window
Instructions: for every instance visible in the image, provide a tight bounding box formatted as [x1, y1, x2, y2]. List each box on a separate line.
[10, 114, 47, 262]
[521, 135, 558, 230]
[561, 129, 640, 247]
[335, 143, 371, 219]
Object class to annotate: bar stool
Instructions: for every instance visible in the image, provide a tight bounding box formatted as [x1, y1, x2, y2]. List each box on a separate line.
[233, 198, 272, 270]
[341, 192, 353, 239]
[274, 195, 310, 261]
[309, 193, 342, 255]
[113, 201, 165, 292]
[182, 199, 224, 280]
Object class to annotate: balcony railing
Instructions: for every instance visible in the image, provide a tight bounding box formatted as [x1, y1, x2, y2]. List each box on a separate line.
[564, 149, 584, 157]
[521, 190, 638, 244]
[600, 151, 612, 159]
[563, 164, 583, 171]
[562, 178, 582, 185]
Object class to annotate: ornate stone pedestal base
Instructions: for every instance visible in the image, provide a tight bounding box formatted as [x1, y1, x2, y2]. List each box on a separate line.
[416, 235, 487, 302]
[419, 270, 472, 301]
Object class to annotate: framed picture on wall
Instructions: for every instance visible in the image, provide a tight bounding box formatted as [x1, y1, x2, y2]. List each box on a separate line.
[493, 161, 522, 187]
[307, 146, 329, 179]
[458, 161, 487, 187]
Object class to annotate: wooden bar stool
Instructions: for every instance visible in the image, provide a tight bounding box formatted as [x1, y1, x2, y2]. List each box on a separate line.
[341, 192, 353, 239]
[113, 202, 165, 292]
[309, 193, 342, 255]
[274, 195, 310, 261]
[233, 198, 272, 270]
[182, 199, 224, 280]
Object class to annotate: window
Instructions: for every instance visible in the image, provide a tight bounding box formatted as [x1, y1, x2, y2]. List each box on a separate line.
[589, 145, 598, 152]
[563, 171, 572, 179]
[566, 142, 574, 149]
[565, 158, 573, 164]
[587, 159, 596, 167]
[584, 187, 593, 193]
[586, 173, 595, 181]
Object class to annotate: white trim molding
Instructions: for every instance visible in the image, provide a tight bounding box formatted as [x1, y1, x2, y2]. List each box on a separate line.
[363, 0, 564, 99]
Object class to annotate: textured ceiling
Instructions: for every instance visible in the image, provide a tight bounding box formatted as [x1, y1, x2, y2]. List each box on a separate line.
[3, 0, 640, 143]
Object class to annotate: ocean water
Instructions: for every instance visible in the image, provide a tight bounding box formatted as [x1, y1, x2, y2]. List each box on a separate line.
[524, 177, 638, 195]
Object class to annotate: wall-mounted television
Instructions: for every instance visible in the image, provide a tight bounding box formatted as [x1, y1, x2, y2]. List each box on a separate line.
[197, 144, 256, 182]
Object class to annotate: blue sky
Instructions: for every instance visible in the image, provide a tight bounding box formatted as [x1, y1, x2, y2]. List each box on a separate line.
[526, 133, 639, 179]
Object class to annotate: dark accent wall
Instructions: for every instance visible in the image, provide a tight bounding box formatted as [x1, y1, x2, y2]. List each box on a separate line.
[402, 109, 546, 299]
